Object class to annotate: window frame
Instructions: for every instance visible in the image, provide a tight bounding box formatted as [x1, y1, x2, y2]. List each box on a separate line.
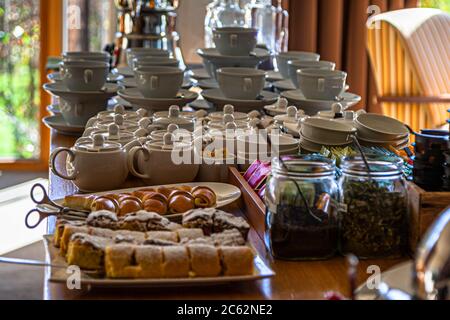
[0, 0, 63, 171]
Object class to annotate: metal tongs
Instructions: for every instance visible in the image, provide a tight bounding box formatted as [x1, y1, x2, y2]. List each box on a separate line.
[25, 183, 89, 229]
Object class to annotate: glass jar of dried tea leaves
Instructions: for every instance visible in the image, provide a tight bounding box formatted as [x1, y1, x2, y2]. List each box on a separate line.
[339, 158, 408, 258]
[265, 155, 339, 260]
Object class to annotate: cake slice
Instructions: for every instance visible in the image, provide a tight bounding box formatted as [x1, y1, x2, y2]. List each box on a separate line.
[162, 246, 190, 278]
[187, 245, 221, 277]
[219, 246, 254, 276]
[66, 233, 112, 270]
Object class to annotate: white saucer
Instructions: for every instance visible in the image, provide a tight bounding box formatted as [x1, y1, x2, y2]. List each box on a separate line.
[43, 82, 119, 103]
[119, 77, 194, 89]
[202, 89, 279, 112]
[46, 104, 61, 115]
[266, 70, 284, 82]
[198, 78, 272, 91]
[42, 115, 84, 136]
[197, 48, 271, 70]
[273, 79, 296, 91]
[191, 68, 211, 80]
[47, 72, 124, 83]
[118, 88, 199, 111]
[281, 90, 361, 115]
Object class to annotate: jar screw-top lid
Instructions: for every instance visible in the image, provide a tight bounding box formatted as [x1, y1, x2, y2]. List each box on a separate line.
[223, 114, 235, 124]
[278, 97, 288, 109]
[114, 114, 124, 126]
[108, 124, 120, 139]
[139, 117, 152, 129]
[287, 106, 298, 118]
[167, 123, 179, 133]
[223, 104, 234, 115]
[136, 108, 147, 118]
[113, 104, 125, 114]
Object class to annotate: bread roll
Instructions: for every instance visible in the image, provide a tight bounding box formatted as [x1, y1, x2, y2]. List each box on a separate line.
[168, 191, 195, 214]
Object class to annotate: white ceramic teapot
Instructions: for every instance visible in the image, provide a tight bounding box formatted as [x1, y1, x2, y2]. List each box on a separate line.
[127, 133, 199, 185]
[50, 134, 128, 192]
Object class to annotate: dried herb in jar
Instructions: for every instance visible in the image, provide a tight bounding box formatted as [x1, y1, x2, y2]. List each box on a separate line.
[340, 180, 408, 258]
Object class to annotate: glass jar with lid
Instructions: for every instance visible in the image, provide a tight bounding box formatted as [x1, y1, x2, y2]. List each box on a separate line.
[265, 155, 339, 260]
[339, 157, 408, 259]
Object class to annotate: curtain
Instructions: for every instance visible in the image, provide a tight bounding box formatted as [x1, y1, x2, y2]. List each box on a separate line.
[286, 0, 418, 112]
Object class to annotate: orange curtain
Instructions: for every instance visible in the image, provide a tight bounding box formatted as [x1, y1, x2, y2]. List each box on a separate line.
[286, 0, 418, 113]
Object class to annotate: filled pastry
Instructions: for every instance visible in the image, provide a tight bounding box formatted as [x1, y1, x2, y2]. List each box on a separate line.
[168, 191, 195, 214]
[191, 186, 217, 208]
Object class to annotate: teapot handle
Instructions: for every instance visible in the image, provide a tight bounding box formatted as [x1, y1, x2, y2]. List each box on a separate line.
[49, 148, 77, 181]
[127, 146, 152, 180]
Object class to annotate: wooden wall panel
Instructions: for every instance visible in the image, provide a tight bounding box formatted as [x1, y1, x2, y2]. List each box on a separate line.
[288, 0, 318, 52]
[318, 0, 344, 69]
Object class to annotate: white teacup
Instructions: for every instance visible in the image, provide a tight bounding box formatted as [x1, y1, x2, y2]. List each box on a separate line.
[217, 67, 266, 100]
[133, 57, 180, 69]
[126, 48, 170, 67]
[134, 66, 184, 98]
[297, 69, 347, 101]
[288, 60, 336, 88]
[62, 51, 111, 64]
[276, 51, 320, 79]
[213, 27, 258, 56]
[60, 61, 109, 92]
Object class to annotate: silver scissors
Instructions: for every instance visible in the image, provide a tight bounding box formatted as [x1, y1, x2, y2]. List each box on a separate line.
[25, 183, 89, 229]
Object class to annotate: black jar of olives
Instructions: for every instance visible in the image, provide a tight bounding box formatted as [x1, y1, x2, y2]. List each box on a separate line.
[265, 156, 339, 260]
[339, 158, 408, 258]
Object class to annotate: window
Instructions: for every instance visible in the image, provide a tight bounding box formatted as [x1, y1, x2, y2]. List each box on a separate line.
[420, 0, 450, 12]
[0, 1, 40, 161]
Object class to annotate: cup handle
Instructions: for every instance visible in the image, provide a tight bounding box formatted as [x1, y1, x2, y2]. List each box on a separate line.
[150, 76, 159, 90]
[230, 34, 238, 48]
[243, 78, 253, 92]
[49, 148, 77, 181]
[84, 69, 93, 84]
[318, 78, 325, 92]
[127, 146, 152, 180]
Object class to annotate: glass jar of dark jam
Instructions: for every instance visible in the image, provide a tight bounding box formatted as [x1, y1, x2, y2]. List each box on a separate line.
[265, 155, 339, 260]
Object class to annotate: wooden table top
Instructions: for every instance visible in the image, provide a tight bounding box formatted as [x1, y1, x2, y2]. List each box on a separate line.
[44, 132, 407, 300]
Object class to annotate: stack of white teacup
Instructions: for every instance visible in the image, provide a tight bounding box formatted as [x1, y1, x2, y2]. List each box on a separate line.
[43, 51, 119, 128]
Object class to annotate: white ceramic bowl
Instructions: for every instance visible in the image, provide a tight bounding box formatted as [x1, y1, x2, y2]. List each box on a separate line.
[301, 118, 356, 145]
[355, 113, 409, 141]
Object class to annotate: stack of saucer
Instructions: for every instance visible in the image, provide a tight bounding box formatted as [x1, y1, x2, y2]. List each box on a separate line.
[355, 113, 410, 150]
[299, 117, 356, 153]
[43, 51, 119, 136]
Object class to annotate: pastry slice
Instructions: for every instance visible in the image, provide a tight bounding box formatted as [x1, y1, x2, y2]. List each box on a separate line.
[66, 233, 112, 270]
[213, 211, 250, 240]
[182, 208, 215, 235]
[60, 225, 90, 255]
[135, 245, 164, 278]
[187, 245, 221, 277]
[162, 246, 190, 278]
[54, 219, 86, 248]
[211, 229, 246, 247]
[146, 231, 178, 243]
[63, 194, 96, 211]
[86, 210, 119, 229]
[105, 244, 140, 279]
[219, 246, 254, 276]
[176, 228, 204, 242]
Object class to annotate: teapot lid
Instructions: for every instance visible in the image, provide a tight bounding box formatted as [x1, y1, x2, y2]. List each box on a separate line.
[154, 106, 193, 126]
[148, 132, 191, 151]
[75, 134, 122, 152]
[274, 106, 298, 123]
